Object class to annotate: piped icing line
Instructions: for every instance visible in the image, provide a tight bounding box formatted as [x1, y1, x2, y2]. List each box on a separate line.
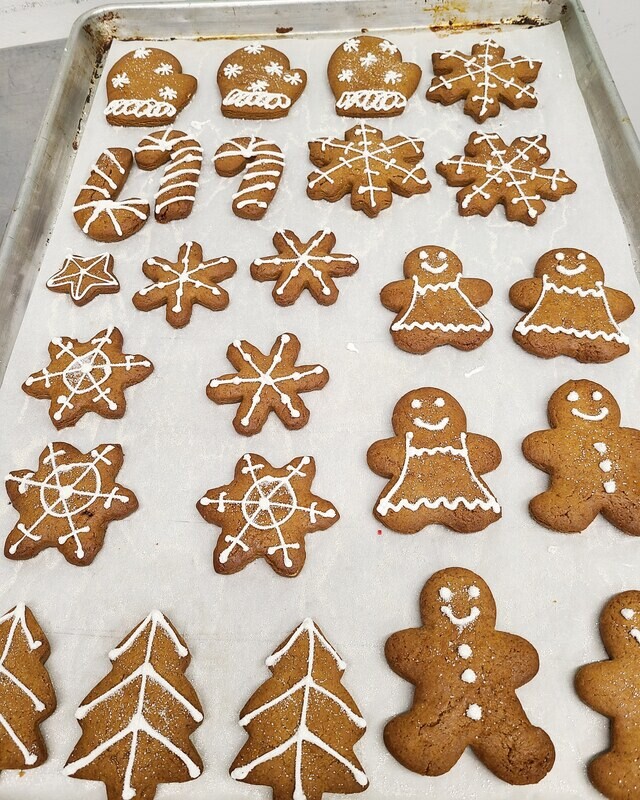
[105, 98, 177, 120]
[336, 89, 407, 112]
[213, 136, 284, 219]
[46, 254, 118, 303]
[223, 89, 292, 110]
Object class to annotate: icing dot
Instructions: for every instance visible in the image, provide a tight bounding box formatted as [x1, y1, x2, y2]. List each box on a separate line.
[438, 251, 447, 259]
[419, 250, 428, 260]
[458, 644, 472, 659]
[604, 480, 616, 494]
[599, 460, 612, 473]
[461, 668, 477, 684]
[555, 252, 565, 260]
[577, 252, 586, 260]
[411, 399, 422, 410]
[466, 703, 482, 721]
[281, 334, 291, 344]
[621, 608, 635, 620]
[434, 397, 445, 408]
[567, 391, 579, 402]
[468, 585, 480, 599]
[594, 442, 607, 455]
[59, 486, 74, 500]
[592, 391, 603, 401]
[439, 587, 453, 602]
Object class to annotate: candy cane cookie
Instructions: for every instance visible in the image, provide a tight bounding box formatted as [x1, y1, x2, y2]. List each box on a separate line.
[135, 128, 203, 223]
[213, 136, 285, 220]
[72, 148, 149, 243]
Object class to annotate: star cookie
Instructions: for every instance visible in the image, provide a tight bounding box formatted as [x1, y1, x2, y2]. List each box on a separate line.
[46, 253, 119, 306]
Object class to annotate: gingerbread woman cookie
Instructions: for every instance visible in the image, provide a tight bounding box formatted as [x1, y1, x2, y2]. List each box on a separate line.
[381, 246, 493, 354]
[511, 248, 634, 363]
[217, 44, 306, 119]
[385, 567, 555, 785]
[523, 379, 640, 535]
[368, 388, 501, 534]
[327, 35, 421, 117]
[46, 253, 119, 306]
[576, 591, 640, 799]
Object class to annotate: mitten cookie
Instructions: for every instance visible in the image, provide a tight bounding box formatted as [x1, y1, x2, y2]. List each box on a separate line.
[368, 388, 501, 533]
[105, 47, 197, 126]
[207, 333, 329, 435]
[0, 604, 56, 772]
[511, 248, 634, 363]
[5, 442, 138, 565]
[251, 229, 359, 306]
[230, 618, 368, 799]
[308, 123, 431, 218]
[427, 39, 541, 123]
[22, 326, 153, 429]
[437, 132, 576, 225]
[64, 610, 203, 800]
[217, 44, 306, 119]
[197, 453, 338, 577]
[133, 241, 236, 328]
[523, 379, 640, 535]
[328, 35, 421, 117]
[385, 568, 555, 785]
[46, 253, 119, 306]
[381, 246, 492, 354]
[576, 591, 640, 799]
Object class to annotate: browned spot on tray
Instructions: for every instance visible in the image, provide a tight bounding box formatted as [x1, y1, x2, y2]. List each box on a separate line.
[276, 26, 293, 34]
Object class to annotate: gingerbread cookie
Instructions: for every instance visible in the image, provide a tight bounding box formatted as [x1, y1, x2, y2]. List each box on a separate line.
[308, 123, 431, 218]
[437, 133, 577, 225]
[133, 241, 236, 328]
[576, 591, 640, 799]
[427, 39, 541, 123]
[5, 442, 138, 566]
[328, 35, 421, 117]
[368, 388, 501, 534]
[23, 326, 153, 429]
[72, 148, 150, 242]
[0, 604, 56, 773]
[251, 229, 359, 306]
[65, 610, 203, 800]
[135, 128, 203, 223]
[385, 568, 555, 785]
[217, 44, 306, 119]
[46, 253, 119, 306]
[207, 333, 329, 436]
[197, 453, 339, 577]
[381, 246, 493, 354]
[511, 248, 634, 363]
[105, 47, 197, 126]
[523, 379, 640, 535]
[213, 136, 285, 220]
[230, 618, 368, 799]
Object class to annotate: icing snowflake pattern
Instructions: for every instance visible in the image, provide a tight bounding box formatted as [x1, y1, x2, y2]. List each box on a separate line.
[111, 73, 130, 89]
[46, 254, 119, 306]
[133, 48, 151, 59]
[384, 69, 403, 85]
[265, 61, 284, 76]
[283, 72, 302, 85]
[343, 38, 360, 52]
[154, 62, 174, 76]
[379, 39, 398, 54]
[338, 69, 354, 83]
[223, 63, 243, 79]
[360, 53, 378, 68]
[159, 86, 178, 101]
[244, 44, 265, 54]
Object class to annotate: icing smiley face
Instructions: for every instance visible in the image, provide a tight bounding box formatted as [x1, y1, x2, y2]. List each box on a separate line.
[392, 388, 466, 443]
[534, 248, 604, 288]
[599, 591, 640, 657]
[404, 245, 463, 285]
[548, 380, 621, 429]
[420, 567, 496, 631]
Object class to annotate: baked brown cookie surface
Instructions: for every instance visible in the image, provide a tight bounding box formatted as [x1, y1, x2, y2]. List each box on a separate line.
[46, 253, 119, 306]
[511, 248, 634, 363]
[523, 379, 640, 535]
[427, 39, 541, 123]
[5, 442, 138, 566]
[385, 567, 555, 785]
[576, 591, 640, 800]
[368, 388, 501, 534]
[381, 245, 492, 354]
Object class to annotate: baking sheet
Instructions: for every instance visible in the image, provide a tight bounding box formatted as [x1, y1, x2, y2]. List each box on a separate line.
[0, 21, 639, 799]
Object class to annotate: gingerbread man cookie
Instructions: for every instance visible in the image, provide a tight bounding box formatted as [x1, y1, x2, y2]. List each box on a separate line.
[46, 253, 119, 306]
[327, 35, 421, 117]
[385, 568, 555, 785]
[381, 246, 493, 354]
[217, 44, 306, 119]
[576, 591, 640, 799]
[511, 248, 634, 363]
[368, 389, 501, 534]
[523, 379, 640, 535]
[105, 47, 197, 126]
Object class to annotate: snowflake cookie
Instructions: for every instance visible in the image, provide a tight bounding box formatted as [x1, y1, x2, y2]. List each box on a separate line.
[217, 44, 306, 119]
[0, 604, 56, 773]
[251, 229, 359, 306]
[427, 39, 542, 123]
[231, 618, 368, 799]
[105, 48, 197, 126]
[65, 610, 203, 800]
[5, 442, 138, 565]
[385, 567, 555, 785]
[368, 388, 501, 533]
[510, 248, 634, 363]
[22, 326, 154, 429]
[523, 379, 640, 535]
[307, 123, 431, 218]
[437, 132, 577, 225]
[207, 333, 329, 436]
[46, 253, 119, 306]
[327, 35, 421, 117]
[381, 245, 493, 354]
[133, 241, 236, 328]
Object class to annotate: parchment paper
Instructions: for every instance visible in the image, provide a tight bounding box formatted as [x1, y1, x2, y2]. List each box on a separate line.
[1, 21, 639, 799]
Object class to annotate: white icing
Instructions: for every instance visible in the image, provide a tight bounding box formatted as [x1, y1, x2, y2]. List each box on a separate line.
[213, 137, 284, 219]
[593, 442, 607, 454]
[458, 644, 472, 659]
[222, 89, 292, 110]
[466, 703, 483, 721]
[104, 98, 177, 120]
[567, 391, 579, 402]
[439, 587, 452, 601]
[434, 397, 445, 408]
[630, 628, 640, 644]
[468, 585, 480, 599]
[604, 480, 616, 494]
[413, 416, 449, 431]
[441, 604, 480, 629]
[461, 669, 477, 683]
[336, 89, 407, 112]
[571, 407, 609, 422]
[46, 254, 118, 302]
[621, 608, 635, 620]
[592, 391, 603, 401]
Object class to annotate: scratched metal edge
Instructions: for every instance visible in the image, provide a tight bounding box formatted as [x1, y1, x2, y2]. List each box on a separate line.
[0, 0, 638, 389]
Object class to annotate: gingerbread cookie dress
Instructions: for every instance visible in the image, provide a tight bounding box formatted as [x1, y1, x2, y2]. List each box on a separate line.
[368, 389, 501, 534]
